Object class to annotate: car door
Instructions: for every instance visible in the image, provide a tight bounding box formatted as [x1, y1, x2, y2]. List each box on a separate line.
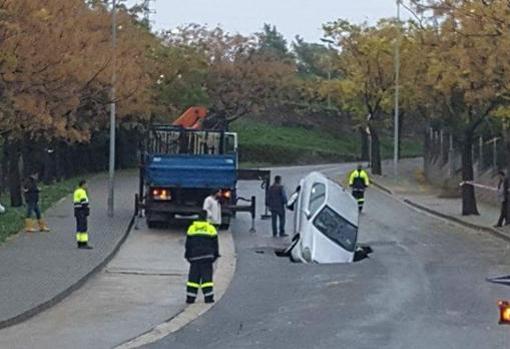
[289, 180, 304, 236]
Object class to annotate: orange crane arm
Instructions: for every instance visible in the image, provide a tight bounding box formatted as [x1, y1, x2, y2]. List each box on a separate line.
[172, 106, 208, 129]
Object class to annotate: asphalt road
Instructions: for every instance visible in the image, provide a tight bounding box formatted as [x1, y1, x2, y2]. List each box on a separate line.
[147, 163, 510, 349]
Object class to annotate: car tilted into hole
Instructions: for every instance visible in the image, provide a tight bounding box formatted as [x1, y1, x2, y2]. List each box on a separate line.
[286, 172, 359, 264]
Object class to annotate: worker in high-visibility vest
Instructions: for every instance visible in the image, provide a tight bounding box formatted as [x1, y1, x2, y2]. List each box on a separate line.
[74, 180, 92, 249]
[349, 165, 370, 212]
[185, 210, 219, 304]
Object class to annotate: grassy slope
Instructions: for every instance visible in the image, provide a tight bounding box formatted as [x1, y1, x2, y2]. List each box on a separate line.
[232, 120, 422, 166]
[0, 178, 82, 243]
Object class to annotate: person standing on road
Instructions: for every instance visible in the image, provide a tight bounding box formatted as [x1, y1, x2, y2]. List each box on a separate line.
[495, 171, 509, 227]
[185, 210, 219, 304]
[23, 174, 50, 232]
[74, 180, 92, 249]
[266, 175, 288, 237]
[203, 189, 222, 227]
[349, 164, 370, 212]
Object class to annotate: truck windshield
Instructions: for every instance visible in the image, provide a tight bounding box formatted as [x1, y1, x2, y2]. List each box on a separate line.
[148, 128, 234, 155]
[312, 206, 357, 252]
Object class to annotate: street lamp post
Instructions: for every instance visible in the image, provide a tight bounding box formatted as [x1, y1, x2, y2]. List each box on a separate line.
[393, 0, 401, 177]
[107, 0, 117, 218]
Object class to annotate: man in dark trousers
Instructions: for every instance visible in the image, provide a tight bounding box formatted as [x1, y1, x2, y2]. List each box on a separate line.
[74, 180, 92, 249]
[23, 174, 50, 232]
[266, 175, 288, 237]
[185, 210, 219, 304]
[349, 164, 370, 212]
[495, 170, 509, 227]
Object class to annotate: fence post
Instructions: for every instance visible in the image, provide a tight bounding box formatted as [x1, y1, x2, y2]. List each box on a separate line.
[478, 136, 483, 174]
[448, 133, 454, 177]
[493, 138, 498, 170]
[439, 129, 444, 162]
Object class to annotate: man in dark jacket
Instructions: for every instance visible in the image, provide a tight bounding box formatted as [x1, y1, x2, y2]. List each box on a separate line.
[495, 171, 509, 227]
[23, 174, 50, 232]
[185, 211, 219, 304]
[266, 175, 288, 237]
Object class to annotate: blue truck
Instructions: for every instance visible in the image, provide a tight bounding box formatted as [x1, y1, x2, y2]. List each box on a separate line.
[135, 124, 269, 229]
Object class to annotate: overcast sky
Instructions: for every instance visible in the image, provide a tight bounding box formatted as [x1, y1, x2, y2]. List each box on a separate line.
[126, 0, 407, 42]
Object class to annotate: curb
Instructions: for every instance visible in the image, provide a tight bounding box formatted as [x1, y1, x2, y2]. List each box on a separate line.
[0, 214, 135, 330]
[114, 227, 237, 349]
[371, 179, 510, 244]
[370, 179, 393, 195]
[403, 199, 510, 243]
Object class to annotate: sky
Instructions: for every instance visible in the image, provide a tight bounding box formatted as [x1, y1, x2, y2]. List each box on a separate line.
[126, 0, 408, 43]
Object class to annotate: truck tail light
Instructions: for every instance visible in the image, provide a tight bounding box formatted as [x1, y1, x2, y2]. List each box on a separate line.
[151, 188, 172, 201]
[499, 301, 510, 324]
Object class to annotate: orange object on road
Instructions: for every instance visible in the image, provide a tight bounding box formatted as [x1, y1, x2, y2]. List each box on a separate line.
[172, 106, 207, 129]
[498, 300, 510, 324]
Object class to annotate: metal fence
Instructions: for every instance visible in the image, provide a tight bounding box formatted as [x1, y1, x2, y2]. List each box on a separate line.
[424, 128, 507, 175]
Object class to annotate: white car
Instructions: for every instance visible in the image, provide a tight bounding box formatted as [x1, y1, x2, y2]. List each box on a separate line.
[286, 171, 359, 264]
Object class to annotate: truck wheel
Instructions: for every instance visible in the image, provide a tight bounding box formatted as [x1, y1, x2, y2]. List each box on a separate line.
[146, 219, 157, 229]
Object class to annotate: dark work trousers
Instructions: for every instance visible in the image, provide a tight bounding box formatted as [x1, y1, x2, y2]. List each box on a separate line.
[497, 200, 508, 226]
[271, 210, 286, 237]
[187, 261, 214, 303]
[75, 211, 88, 247]
[76, 212, 88, 233]
[26, 202, 41, 219]
[352, 189, 365, 212]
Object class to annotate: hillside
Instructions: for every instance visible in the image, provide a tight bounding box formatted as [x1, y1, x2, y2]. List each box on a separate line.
[231, 120, 422, 166]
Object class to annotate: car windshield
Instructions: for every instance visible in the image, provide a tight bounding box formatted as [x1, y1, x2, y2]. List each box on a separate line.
[313, 206, 357, 252]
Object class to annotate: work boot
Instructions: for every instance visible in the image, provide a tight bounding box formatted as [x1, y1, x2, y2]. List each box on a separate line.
[204, 297, 215, 304]
[38, 219, 50, 232]
[186, 297, 196, 304]
[25, 219, 36, 233]
[79, 244, 93, 250]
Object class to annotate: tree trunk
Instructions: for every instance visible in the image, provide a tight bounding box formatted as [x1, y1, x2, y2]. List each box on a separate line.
[1, 142, 8, 196]
[7, 140, 22, 207]
[55, 142, 65, 182]
[504, 127, 510, 221]
[369, 125, 382, 175]
[359, 127, 369, 161]
[461, 130, 479, 215]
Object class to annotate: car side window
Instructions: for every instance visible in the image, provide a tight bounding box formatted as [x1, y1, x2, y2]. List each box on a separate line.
[308, 183, 326, 217]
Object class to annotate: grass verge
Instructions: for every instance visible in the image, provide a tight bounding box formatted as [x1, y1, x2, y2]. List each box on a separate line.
[0, 177, 84, 244]
[232, 120, 422, 166]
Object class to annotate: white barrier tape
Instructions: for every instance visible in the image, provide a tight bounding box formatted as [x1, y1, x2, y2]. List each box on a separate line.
[459, 181, 497, 191]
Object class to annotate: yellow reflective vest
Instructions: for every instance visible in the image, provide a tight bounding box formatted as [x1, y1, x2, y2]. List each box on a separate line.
[349, 170, 370, 189]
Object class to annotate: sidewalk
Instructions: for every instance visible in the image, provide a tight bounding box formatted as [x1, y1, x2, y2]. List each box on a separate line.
[372, 158, 510, 241]
[0, 171, 137, 328]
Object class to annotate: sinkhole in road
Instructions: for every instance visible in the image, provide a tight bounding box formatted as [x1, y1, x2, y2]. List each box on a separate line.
[271, 244, 373, 263]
